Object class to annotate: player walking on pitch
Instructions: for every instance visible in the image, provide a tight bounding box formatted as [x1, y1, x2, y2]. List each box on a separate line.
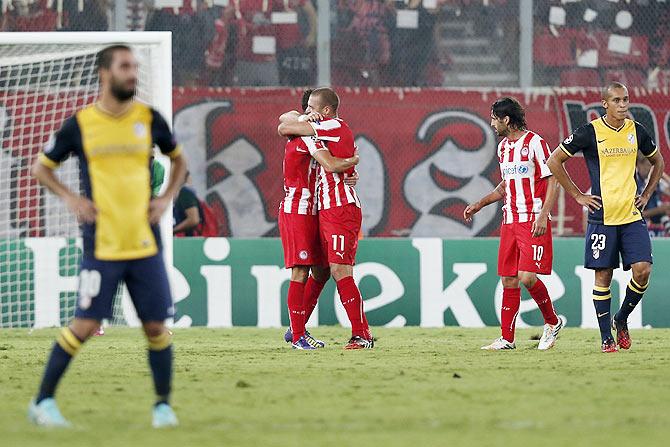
[279, 88, 373, 349]
[547, 82, 664, 353]
[28, 45, 187, 427]
[465, 97, 565, 350]
[277, 90, 361, 350]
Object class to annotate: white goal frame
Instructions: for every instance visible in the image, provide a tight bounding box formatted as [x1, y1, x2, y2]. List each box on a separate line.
[0, 32, 175, 328]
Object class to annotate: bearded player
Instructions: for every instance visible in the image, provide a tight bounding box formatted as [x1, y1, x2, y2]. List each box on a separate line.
[277, 89, 360, 350]
[279, 87, 373, 349]
[464, 97, 566, 350]
[29, 45, 185, 427]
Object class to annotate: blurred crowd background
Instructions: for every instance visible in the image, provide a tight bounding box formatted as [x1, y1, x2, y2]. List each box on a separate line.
[2, 0, 669, 89]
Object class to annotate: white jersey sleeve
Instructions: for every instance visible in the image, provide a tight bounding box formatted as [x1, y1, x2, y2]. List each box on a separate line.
[301, 136, 328, 156]
[531, 135, 553, 178]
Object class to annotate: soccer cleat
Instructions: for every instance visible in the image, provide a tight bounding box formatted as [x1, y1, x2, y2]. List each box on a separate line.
[304, 331, 326, 348]
[292, 336, 317, 350]
[612, 318, 631, 350]
[285, 329, 325, 348]
[344, 335, 374, 350]
[481, 337, 516, 350]
[152, 403, 179, 428]
[28, 398, 71, 427]
[94, 327, 105, 336]
[601, 338, 618, 353]
[283, 327, 293, 343]
[538, 315, 567, 350]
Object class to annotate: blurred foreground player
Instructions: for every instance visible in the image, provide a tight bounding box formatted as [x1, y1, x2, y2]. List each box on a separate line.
[29, 45, 187, 427]
[465, 97, 565, 350]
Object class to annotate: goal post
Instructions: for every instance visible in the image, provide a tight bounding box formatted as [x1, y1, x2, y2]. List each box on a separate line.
[0, 32, 174, 328]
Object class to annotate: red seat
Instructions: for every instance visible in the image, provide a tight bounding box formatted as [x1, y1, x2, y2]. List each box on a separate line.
[534, 32, 573, 67]
[560, 68, 601, 87]
[604, 69, 647, 88]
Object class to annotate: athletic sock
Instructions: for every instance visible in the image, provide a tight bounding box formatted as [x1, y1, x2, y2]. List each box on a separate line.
[527, 279, 559, 325]
[592, 285, 613, 342]
[336, 276, 369, 338]
[501, 287, 521, 342]
[288, 281, 306, 343]
[147, 332, 173, 405]
[36, 327, 83, 403]
[303, 276, 326, 324]
[615, 279, 648, 323]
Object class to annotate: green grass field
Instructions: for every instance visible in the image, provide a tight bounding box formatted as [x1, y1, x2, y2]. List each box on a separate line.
[1, 327, 669, 447]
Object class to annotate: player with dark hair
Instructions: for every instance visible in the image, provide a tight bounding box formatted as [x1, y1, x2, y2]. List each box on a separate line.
[29, 45, 187, 427]
[277, 89, 360, 349]
[465, 97, 565, 350]
[547, 82, 665, 352]
[278, 87, 374, 349]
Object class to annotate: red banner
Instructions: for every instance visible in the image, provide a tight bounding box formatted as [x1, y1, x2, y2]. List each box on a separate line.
[2, 88, 669, 237]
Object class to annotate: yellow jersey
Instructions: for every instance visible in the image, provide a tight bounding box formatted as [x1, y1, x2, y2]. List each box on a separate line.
[39, 102, 181, 260]
[559, 117, 657, 226]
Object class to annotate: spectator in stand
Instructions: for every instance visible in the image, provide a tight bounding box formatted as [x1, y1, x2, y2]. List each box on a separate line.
[333, 0, 394, 86]
[226, 0, 280, 86]
[1, 0, 57, 31]
[145, 1, 216, 86]
[389, 0, 436, 86]
[62, 0, 109, 31]
[636, 155, 670, 237]
[205, 4, 238, 86]
[275, 0, 317, 86]
[173, 171, 204, 237]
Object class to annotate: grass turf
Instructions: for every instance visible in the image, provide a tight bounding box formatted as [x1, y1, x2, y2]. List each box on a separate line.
[1, 327, 669, 447]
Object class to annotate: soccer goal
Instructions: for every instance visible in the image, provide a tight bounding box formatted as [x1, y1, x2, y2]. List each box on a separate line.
[0, 32, 174, 328]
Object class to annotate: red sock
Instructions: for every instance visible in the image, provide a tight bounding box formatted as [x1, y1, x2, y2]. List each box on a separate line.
[288, 281, 306, 343]
[527, 280, 559, 325]
[336, 276, 369, 338]
[303, 276, 326, 323]
[501, 287, 521, 342]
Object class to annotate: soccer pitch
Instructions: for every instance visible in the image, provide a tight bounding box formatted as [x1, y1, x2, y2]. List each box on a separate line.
[1, 327, 669, 447]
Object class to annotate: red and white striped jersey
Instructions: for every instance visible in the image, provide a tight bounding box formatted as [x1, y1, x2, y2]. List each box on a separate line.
[280, 136, 327, 215]
[309, 118, 361, 210]
[498, 130, 553, 224]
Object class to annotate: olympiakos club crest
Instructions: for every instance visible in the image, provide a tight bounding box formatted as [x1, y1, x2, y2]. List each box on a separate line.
[299, 250, 308, 260]
[521, 147, 529, 157]
[628, 133, 635, 145]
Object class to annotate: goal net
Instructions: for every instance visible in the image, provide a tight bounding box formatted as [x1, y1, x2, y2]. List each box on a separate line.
[0, 32, 173, 328]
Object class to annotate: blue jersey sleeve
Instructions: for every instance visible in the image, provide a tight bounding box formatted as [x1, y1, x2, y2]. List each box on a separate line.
[39, 116, 82, 168]
[559, 124, 594, 157]
[151, 109, 181, 159]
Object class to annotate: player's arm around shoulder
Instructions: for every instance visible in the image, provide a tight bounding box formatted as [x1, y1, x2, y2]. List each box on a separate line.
[277, 112, 317, 137]
[312, 149, 359, 173]
[302, 136, 359, 173]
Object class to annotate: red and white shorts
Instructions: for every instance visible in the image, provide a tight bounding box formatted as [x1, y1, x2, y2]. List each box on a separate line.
[498, 220, 553, 277]
[278, 211, 325, 268]
[318, 204, 362, 266]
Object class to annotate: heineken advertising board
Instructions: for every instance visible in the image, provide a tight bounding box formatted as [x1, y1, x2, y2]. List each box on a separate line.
[1, 238, 668, 329]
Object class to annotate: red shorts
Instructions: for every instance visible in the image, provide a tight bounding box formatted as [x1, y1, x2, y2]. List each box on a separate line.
[319, 204, 362, 266]
[278, 211, 324, 268]
[498, 220, 553, 277]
